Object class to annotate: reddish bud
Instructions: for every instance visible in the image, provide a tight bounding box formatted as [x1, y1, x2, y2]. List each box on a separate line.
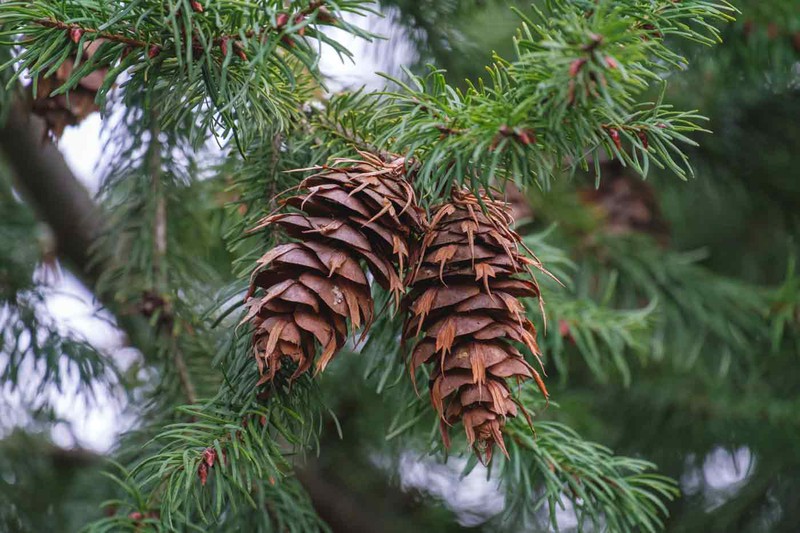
[581, 33, 603, 52]
[203, 447, 217, 468]
[605, 56, 618, 69]
[515, 128, 536, 145]
[269, 476, 276, 485]
[148, 45, 161, 59]
[767, 23, 779, 40]
[742, 20, 754, 39]
[234, 42, 247, 61]
[607, 128, 622, 151]
[569, 58, 587, 77]
[641, 23, 662, 40]
[190, 0, 203, 13]
[558, 320, 574, 343]
[295, 14, 307, 36]
[128, 511, 144, 521]
[637, 130, 649, 150]
[498, 124, 513, 136]
[220, 37, 229, 56]
[260, 415, 267, 427]
[316, 6, 336, 24]
[69, 27, 83, 44]
[276, 12, 290, 29]
[198, 462, 209, 486]
[567, 79, 577, 105]
[435, 124, 450, 136]
[281, 35, 295, 48]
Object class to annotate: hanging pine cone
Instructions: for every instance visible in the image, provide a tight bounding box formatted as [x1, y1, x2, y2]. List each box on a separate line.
[578, 160, 669, 244]
[243, 153, 423, 384]
[31, 40, 108, 139]
[403, 188, 549, 463]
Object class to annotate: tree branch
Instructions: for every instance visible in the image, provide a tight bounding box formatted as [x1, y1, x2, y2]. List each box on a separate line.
[32, 1, 336, 53]
[0, 99, 102, 284]
[34, 18, 148, 48]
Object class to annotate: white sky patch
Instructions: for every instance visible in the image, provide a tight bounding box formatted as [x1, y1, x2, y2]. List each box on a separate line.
[43, 272, 124, 352]
[319, 8, 416, 92]
[59, 113, 104, 192]
[0, 271, 138, 452]
[681, 446, 756, 512]
[371, 450, 505, 527]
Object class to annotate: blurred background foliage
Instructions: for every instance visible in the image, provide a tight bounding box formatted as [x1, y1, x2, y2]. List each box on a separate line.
[0, 0, 799, 531]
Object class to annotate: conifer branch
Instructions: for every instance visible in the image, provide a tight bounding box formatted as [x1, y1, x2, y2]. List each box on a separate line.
[2, 0, 376, 146]
[0, 102, 101, 281]
[32, 1, 341, 52]
[501, 418, 679, 533]
[306, 0, 734, 204]
[146, 109, 196, 405]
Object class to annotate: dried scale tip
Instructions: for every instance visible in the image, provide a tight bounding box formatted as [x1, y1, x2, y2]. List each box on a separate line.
[403, 188, 550, 464]
[243, 152, 423, 385]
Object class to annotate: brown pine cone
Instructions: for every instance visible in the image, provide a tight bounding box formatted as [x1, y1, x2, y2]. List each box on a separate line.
[403, 188, 549, 463]
[578, 160, 670, 245]
[31, 40, 109, 139]
[243, 153, 423, 384]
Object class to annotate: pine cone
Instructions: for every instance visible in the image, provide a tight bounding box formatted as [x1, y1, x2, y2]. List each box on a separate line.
[244, 153, 423, 384]
[31, 40, 108, 139]
[578, 160, 669, 245]
[403, 188, 549, 463]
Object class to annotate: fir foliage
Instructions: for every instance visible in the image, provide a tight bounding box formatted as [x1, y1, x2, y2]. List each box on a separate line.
[2, 0, 798, 532]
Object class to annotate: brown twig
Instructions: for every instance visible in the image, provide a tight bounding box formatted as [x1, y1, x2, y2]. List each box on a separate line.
[34, 18, 148, 48]
[148, 110, 197, 405]
[325, 119, 393, 162]
[171, 336, 198, 404]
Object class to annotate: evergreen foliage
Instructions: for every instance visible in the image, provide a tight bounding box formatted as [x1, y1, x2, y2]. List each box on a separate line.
[0, 0, 798, 532]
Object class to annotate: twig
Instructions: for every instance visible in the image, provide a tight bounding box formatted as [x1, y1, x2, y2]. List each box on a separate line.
[148, 110, 197, 405]
[319, 117, 393, 161]
[34, 18, 148, 48]
[171, 336, 198, 404]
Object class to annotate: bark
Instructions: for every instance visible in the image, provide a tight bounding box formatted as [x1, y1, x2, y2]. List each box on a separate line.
[0, 100, 102, 284]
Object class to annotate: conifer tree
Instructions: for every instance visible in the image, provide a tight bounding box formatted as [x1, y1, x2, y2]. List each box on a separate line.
[2, 1, 798, 532]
